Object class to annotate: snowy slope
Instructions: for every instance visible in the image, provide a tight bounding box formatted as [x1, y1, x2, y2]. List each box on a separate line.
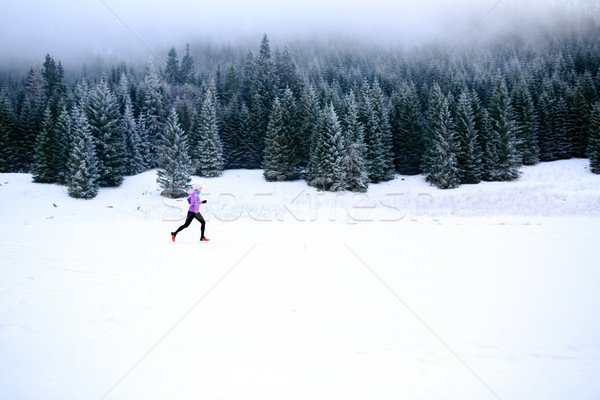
[1, 159, 598, 226]
[0, 160, 599, 400]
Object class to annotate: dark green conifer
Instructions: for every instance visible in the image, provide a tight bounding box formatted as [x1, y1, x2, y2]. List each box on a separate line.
[512, 81, 540, 165]
[193, 82, 224, 177]
[157, 108, 192, 198]
[454, 92, 482, 184]
[263, 89, 298, 181]
[87, 79, 126, 187]
[390, 81, 423, 175]
[488, 77, 521, 181]
[32, 108, 60, 183]
[422, 84, 460, 189]
[67, 106, 99, 199]
[588, 102, 600, 174]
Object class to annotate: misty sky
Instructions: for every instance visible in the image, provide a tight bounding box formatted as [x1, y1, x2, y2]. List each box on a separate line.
[0, 0, 587, 66]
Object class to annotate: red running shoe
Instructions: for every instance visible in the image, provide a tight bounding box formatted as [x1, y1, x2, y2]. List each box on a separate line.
[171, 232, 176, 242]
[201, 237, 210, 242]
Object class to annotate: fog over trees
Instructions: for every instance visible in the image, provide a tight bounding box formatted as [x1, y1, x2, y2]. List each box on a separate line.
[0, 3, 599, 197]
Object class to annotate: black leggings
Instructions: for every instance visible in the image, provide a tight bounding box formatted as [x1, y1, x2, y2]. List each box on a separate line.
[174, 211, 206, 238]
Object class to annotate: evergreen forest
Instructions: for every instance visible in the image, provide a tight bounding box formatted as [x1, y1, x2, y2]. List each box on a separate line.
[1, 15, 600, 198]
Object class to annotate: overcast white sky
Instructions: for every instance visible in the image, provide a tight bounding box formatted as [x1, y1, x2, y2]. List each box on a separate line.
[0, 0, 588, 66]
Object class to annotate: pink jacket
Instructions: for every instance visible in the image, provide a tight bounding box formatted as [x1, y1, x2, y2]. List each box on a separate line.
[187, 191, 201, 213]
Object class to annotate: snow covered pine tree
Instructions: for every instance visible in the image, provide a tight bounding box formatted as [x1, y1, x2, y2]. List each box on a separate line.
[157, 108, 192, 198]
[588, 102, 600, 174]
[263, 89, 298, 181]
[67, 106, 99, 199]
[422, 84, 460, 189]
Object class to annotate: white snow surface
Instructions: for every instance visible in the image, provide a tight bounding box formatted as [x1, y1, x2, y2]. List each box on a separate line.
[1, 159, 599, 400]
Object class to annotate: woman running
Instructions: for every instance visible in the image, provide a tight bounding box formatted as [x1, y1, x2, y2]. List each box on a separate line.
[171, 185, 209, 242]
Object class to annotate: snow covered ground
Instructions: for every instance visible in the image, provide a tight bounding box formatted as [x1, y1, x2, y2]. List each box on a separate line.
[1, 159, 599, 400]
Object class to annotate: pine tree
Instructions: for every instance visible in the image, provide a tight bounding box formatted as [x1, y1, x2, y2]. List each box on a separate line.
[14, 98, 40, 171]
[24, 65, 47, 111]
[68, 106, 99, 199]
[15, 67, 46, 171]
[74, 81, 90, 112]
[247, 93, 267, 168]
[222, 65, 240, 107]
[342, 92, 369, 192]
[121, 97, 145, 175]
[422, 84, 460, 189]
[579, 71, 598, 106]
[87, 79, 126, 187]
[215, 65, 224, 106]
[194, 82, 224, 177]
[174, 94, 195, 138]
[359, 80, 395, 183]
[157, 108, 192, 198]
[42, 54, 59, 98]
[0, 90, 16, 172]
[164, 47, 181, 86]
[323, 80, 344, 116]
[54, 107, 73, 184]
[275, 47, 302, 96]
[263, 89, 298, 181]
[370, 80, 395, 181]
[115, 72, 132, 114]
[135, 113, 152, 169]
[454, 92, 482, 184]
[536, 91, 555, 162]
[390, 81, 423, 175]
[571, 80, 592, 158]
[241, 50, 256, 107]
[220, 96, 239, 168]
[360, 82, 381, 182]
[471, 91, 496, 179]
[186, 99, 201, 159]
[488, 77, 521, 181]
[220, 95, 254, 169]
[512, 81, 540, 165]
[234, 102, 253, 169]
[248, 35, 277, 166]
[32, 108, 60, 183]
[308, 104, 346, 191]
[42, 54, 66, 118]
[139, 59, 166, 167]
[300, 84, 321, 175]
[553, 95, 573, 159]
[588, 102, 600, 174]
[180, 44, 195, 84]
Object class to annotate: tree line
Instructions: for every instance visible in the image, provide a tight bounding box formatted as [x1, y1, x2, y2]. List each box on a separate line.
[1, 18, 600, 198]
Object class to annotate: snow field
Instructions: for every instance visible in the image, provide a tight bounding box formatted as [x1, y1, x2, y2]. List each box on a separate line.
[2, 159, 598, 226]
[1, 159, 599, 399]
